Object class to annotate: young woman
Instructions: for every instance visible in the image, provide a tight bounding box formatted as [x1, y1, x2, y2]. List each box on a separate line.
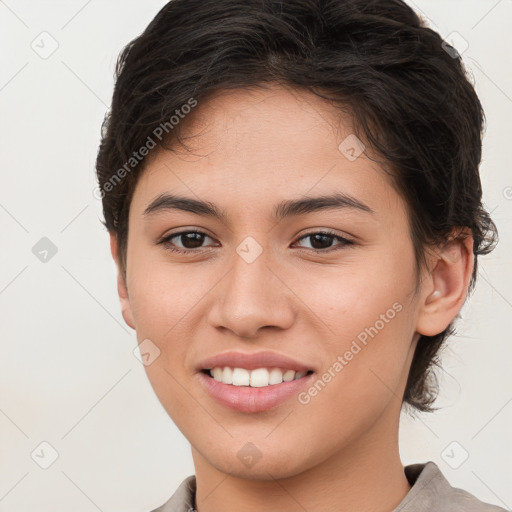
[96, 1, 503, 510]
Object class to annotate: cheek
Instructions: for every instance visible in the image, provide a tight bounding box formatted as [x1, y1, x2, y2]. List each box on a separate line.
[294, 247, 416, 342]
[126, 248, 206, 336]
[292, 249, 417, 405]
[291, 302, 415, 464]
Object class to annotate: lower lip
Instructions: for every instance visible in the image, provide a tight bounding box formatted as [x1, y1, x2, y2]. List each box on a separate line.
[198, 371, 315, 413]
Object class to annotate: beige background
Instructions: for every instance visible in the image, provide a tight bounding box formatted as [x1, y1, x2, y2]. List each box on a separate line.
[0, 1, 511, 511]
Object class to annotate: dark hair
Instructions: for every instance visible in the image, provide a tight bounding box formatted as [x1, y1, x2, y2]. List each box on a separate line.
[96, 0, 497, 413]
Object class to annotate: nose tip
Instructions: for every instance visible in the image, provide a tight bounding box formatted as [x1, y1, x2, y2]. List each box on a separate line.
[207, 254, 295, 339]
[225, 322, 276, 341]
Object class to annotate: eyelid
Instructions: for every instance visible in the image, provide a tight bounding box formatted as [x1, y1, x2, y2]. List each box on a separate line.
[293, 229, 355, 250]
[158, 228, 217, 248]
[296, 228, 354, 242]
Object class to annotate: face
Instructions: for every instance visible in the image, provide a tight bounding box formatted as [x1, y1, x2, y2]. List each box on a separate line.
[118, 85, 429, 479]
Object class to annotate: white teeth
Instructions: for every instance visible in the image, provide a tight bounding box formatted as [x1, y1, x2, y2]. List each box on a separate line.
[212, 367, 223, 382]
[250, 368, 269, 387]
[282, 369, 296, 382]
[208, 366, 310, 387]
[268, 368, 283, 385]
[222, 366, 233, 384]
[232, 368, 250, 386]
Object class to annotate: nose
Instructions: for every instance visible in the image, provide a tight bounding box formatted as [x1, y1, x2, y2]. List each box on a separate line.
[207, 245, 295, 339]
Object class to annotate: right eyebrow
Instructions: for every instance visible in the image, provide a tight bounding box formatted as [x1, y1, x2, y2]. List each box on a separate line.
[144, 194, 229, 223]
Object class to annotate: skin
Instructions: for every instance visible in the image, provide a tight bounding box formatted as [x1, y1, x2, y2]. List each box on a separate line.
[110, 84, 474, 512]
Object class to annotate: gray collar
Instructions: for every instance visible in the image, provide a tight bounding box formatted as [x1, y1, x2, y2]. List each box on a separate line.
[151, 461, 506, 512]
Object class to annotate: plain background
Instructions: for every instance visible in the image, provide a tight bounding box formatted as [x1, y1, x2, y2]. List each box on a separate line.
[0, 1, 511, 511]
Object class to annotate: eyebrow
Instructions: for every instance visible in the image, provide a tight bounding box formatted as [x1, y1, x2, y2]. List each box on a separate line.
[143, 192, 374, 222]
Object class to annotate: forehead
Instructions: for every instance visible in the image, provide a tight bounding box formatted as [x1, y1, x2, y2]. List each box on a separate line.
[131, 84, 406, 224]
[172, 84, 357, 159]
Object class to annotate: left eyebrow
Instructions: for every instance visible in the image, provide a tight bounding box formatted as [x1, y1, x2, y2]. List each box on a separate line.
[273, 192, 375, 220]
[143, 191, 375, 222]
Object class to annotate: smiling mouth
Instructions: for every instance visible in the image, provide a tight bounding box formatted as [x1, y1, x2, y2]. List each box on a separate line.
[202, 367, 315, 387]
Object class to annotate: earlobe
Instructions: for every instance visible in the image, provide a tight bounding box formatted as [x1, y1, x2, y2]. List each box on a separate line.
[416, 230, 474, 337]
[109, 233, 136, 330]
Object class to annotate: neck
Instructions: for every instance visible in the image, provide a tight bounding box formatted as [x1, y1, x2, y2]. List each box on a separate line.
[191, 406, 411, 512]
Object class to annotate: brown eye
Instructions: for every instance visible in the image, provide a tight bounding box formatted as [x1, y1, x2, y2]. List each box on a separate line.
[175, 232, 206, 249]
[159, 230, 215, 253]
[294, 231, 354, 252]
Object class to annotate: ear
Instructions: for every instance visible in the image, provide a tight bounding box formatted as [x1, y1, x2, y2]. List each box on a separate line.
[416, 229, 474, 337]
[110, 233, 136, 330]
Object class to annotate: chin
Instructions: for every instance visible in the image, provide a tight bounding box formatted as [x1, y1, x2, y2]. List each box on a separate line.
[195, 437, 316, 480]
[217, 454, 305, 480]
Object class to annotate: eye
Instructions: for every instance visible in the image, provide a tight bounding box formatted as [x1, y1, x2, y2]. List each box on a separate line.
[293, 230, 354, 252]
[158, 230, 216, 254]
[158, 229, 354, 255]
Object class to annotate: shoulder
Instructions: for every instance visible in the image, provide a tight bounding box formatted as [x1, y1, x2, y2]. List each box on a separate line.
[398, 461, 508, 512]
[149, 475, 196, 512]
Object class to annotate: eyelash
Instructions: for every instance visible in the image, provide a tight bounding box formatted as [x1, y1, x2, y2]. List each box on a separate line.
[158, 229, 355, 254]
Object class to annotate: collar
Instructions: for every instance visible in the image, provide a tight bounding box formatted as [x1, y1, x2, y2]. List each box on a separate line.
[151, 461, 505, 512]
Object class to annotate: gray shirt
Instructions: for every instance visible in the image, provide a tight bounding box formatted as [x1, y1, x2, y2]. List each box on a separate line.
[150, 461, 508, 512]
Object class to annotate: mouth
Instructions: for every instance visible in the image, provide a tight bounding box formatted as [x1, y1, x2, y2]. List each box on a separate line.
[198, 366, 316, 413]
[196, 350, 316, 412]
[201, 367, 315, 388]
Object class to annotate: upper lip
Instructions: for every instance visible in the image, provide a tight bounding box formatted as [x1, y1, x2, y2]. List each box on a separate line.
[198, 350, 314, 372]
